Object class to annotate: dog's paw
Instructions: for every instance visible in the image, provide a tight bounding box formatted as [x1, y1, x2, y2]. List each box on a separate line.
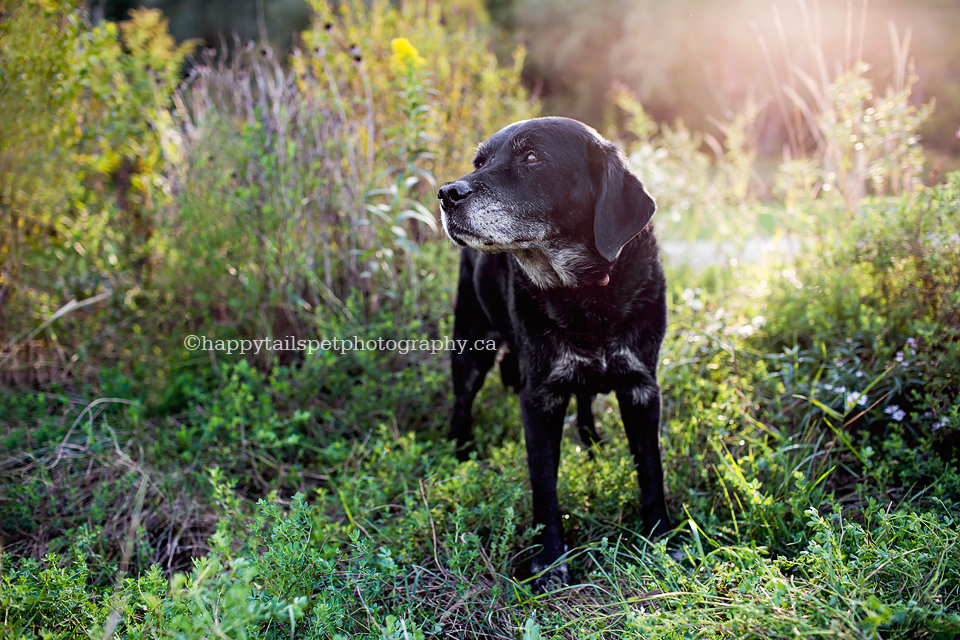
[529, 552, 570, 593]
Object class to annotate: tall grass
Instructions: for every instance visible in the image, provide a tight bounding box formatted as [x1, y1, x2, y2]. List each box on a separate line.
[0, 0, 535, 384]
[757, 0, 930, 214]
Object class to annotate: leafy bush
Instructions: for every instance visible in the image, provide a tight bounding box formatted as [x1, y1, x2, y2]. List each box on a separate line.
[610, 88, 762, 242]
[1, 0, 535, 388]
[763, 175, 960, 443]
[0, 1, 197, 380]
[162, 0, 535, 347]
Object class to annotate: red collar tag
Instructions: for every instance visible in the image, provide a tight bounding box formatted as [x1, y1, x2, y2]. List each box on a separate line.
[598, 274, 610, 286]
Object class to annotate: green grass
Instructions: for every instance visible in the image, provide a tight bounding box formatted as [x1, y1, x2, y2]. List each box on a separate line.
[3, 179, 960, 636]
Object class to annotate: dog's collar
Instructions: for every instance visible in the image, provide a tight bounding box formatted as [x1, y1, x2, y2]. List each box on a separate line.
[598, 274, 610, 286]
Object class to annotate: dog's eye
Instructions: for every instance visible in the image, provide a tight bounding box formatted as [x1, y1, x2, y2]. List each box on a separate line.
[524, 151, 540, 164]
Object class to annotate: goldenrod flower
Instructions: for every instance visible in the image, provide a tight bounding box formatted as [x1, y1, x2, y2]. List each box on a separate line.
[390, 37, 425, 74]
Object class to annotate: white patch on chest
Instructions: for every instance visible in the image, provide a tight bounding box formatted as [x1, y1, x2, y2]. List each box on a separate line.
[547, 344, 651, 384]
[547, 343, 606, 383]
[549, 246, 594, 288]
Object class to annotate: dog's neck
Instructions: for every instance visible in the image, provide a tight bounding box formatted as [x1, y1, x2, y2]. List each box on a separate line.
[511, 248, 563, 288]
[512, 241, 611, 289]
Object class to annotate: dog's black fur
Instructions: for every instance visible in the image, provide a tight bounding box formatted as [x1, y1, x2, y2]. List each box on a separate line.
[438, 117, 672, 590]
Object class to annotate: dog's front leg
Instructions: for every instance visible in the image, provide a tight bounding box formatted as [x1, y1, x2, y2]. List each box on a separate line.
[520, 387, 570, 590]
[617, 383, 673, 538]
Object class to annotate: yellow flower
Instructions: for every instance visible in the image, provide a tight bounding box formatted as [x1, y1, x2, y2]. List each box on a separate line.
[390, 37, 425, 74]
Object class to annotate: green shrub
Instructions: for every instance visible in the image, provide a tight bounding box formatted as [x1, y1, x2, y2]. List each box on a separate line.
[762, 174, 960, 435]
[2, 0, 534, 388]
[162, 0, 535, 349]
[611, 88, 763, 241]
[0, 1, 197, 376]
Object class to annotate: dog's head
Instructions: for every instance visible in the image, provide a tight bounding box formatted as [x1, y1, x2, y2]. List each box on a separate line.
[438, 117, 656, 289]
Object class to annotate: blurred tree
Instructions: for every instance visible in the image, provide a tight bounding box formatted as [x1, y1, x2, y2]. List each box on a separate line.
[488, 0, 960, 164]
[92, 0, 313, 51]
[87, 0, 960, 167]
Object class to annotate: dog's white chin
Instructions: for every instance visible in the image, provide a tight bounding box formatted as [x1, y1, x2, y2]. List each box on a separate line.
[441, 204, 543, 253]
[441, 208, 481, 249]
[442, 217, 529, 254]
[439, 208, 456, 243]
[468, 240, 514, 253]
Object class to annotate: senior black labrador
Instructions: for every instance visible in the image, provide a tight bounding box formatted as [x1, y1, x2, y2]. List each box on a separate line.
[438, 116, 673, 590]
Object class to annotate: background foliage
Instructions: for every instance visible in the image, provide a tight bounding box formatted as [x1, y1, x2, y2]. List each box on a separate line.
[488, 0, 960, 168]
[93, 0, 960, 168]
[1, 0, 958, 638]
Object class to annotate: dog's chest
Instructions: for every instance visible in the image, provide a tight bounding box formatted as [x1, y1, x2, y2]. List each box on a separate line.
[541, 339, 648, 393]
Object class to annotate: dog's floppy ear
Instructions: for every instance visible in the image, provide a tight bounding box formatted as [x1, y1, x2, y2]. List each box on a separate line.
[591, 143, 656, 263]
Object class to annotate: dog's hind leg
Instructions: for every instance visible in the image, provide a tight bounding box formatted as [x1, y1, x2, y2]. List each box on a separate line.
[499, 346, 521, 391]
[450, 258, 498, 461]
[575, 394, 601, 450]
[451, 344, 496, 461]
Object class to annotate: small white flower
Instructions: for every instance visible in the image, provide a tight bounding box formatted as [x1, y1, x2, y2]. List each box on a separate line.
[751, 315, 766, 327]
[823, 383, 835, 392]
[688, 299, 704, 311]
[733, 324, 755, 338]
[845, 391, 867, 412]
[885, 405, 905, 422]
[895, 351, 905, 363]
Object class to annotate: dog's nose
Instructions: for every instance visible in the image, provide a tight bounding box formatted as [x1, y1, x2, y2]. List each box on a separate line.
[438, 181, 473, 207]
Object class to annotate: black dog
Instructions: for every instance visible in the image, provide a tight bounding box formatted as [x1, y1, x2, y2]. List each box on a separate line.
[438, 116, 672, 590]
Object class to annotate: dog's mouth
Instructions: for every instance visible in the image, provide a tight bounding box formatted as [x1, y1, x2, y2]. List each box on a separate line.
[447, 228, 537, 253]
[439, 212, 472, 247]
[448, 229, 512, 252]
[441, 208, 538, 252]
